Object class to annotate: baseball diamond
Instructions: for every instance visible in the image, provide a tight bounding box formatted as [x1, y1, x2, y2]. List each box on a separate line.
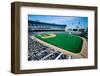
[34, 33, 83, 54]
[39, 33, 56, 39]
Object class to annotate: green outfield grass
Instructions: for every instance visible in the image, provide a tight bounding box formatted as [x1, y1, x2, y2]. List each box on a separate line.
[34, 33, 83, 54]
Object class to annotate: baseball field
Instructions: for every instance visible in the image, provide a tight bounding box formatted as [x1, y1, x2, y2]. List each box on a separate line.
[34, 33, 83, 54]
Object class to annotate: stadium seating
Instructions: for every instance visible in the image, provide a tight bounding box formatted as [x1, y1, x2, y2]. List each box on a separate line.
[28, 36, 76, 61]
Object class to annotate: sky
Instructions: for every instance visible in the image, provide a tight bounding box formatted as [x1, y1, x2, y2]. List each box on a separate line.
[28, 15, 88, 28]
